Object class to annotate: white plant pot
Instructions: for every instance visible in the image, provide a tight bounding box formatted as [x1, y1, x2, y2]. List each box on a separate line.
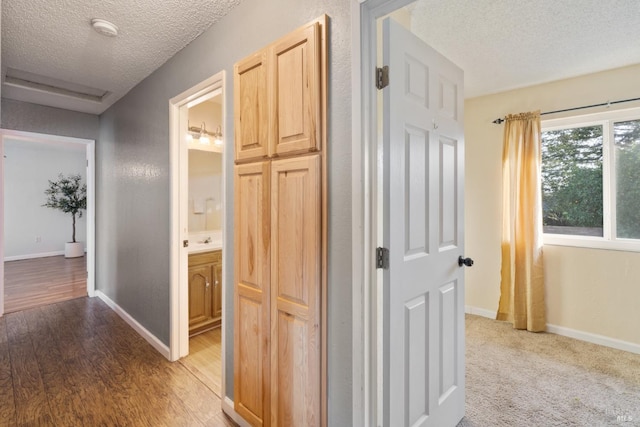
[65, 242, 84, 258]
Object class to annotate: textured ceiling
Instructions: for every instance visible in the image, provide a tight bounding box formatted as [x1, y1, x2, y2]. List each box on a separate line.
[408, 0, 640, 98]
[1, 0, 241, 114]
[2, 0, 640, 115]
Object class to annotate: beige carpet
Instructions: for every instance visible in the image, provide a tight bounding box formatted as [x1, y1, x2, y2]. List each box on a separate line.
[458, 314, 640, 426]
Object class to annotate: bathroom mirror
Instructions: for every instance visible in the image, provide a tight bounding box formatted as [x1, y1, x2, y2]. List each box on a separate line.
[187, 93, 223, 233]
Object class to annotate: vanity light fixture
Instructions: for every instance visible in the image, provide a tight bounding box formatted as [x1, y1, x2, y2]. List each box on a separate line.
[186, 122, 220, 145]
[199, 123, 210, 145]
[213, 126, 223, 146]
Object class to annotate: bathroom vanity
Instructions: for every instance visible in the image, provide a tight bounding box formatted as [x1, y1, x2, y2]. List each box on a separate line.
[188, 246, 222, 336]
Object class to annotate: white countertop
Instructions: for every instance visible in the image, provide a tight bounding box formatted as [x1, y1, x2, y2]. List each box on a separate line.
[188, 241, 222, 254]
[187, 231, 223, 254]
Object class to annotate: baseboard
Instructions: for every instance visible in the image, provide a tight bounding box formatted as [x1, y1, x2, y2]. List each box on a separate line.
[222, 397, 251, 427]
[546, 323, 640, 355]
[465, 305, 640, 355]
[4, 250, 64, 261]
[465, 305, 496, 319]
[95, 291, 171, 360]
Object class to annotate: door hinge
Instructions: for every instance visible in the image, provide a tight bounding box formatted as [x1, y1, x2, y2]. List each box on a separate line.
[376, 66, 389, 90]
[376, 247, 389, 269]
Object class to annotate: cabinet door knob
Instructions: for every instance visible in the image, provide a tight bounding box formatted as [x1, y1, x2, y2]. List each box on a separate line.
[206, 281, 210, 288]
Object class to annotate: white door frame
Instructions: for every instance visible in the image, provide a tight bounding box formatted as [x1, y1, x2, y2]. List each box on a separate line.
[351, 0, 415, 425]
[168, 71, 225, 362]
[0, 129, 96, 316]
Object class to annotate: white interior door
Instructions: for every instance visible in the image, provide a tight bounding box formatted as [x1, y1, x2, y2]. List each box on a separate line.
[382, 17, 466, 427]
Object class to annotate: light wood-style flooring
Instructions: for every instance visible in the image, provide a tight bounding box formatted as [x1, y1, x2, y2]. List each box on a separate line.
[180, 328, 222, 397]
[0, 297, 235, 426]
[4, 256, 87, 314]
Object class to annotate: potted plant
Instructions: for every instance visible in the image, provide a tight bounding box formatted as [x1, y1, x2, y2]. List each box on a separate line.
[43, 173, 87, 258]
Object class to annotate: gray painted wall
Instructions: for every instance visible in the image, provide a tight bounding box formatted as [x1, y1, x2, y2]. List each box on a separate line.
[1, 99, 99, 141]
[97, 0, 352, 423]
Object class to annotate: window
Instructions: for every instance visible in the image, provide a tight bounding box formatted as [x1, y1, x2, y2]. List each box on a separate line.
[541, 108, 640, 251]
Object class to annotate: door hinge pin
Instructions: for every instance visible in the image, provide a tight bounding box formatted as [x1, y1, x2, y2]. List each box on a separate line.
[376, 66, 389, 90]
[376, 247, 389, 269]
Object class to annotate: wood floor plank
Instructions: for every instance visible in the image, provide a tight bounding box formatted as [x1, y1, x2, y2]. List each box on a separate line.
[180, 327, 223, 396]
[97, 318, 207, 426]
[0, 296, 235, 426]
[5, 312, 55, 426]
[23, 308, 106, 426]
[4, 256, 87, 314]
[0, 317, 17, 427]
[44, 303, 142, 426]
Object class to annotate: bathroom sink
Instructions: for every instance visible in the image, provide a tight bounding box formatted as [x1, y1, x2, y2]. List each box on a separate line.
[188, 240, 222, 253]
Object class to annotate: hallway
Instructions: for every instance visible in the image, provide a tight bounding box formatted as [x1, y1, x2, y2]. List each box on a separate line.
[0, 297, 234, 426]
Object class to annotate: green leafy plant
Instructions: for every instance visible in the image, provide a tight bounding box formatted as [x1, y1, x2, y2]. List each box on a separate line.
[42, 174, 87, 243]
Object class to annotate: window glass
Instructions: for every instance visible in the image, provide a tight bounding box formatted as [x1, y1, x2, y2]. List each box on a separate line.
[614, 119, 640, 239]
[541, 125, 603, 236]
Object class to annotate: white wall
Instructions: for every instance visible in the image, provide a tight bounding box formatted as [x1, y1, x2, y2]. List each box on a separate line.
[188, 100, 222, 135]
[465, 63, 640, 348]
[4, 138, 86, 259]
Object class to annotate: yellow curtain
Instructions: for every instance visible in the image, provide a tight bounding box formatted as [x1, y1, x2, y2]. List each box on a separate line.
[497, 111, 546, 332]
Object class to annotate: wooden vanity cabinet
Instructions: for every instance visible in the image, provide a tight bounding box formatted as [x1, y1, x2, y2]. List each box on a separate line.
[212, 260, 223, 321]
[188, 250, 222, 336]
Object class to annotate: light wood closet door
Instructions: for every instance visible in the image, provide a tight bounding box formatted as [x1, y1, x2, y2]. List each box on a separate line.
[270, 155, 321, 426]
[235, 51, 270, 162]
[234, 161, 271, 427]
[270, 22, 321, 157]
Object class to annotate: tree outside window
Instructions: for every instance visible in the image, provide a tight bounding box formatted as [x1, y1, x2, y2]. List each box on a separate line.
[542, 125, 603, 236]
[541, 113, 640, 248]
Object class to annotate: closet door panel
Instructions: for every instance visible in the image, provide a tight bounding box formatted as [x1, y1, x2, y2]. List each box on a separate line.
[234, 162, 271, 427]
[270, 155, 321, 426]
[270, 22, 321, 157]
[235, 51, 270, 162]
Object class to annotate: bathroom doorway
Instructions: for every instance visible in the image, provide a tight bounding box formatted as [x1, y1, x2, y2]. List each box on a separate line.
[180, 92, 224, 396]
[168, 71, 227, 398]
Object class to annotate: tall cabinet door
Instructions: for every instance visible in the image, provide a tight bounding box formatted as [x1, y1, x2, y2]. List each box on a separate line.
[270, 155, 321, 426]
[234, 161, 271, 427]
[270, 22, 321, 157]
[235, 51, 270, 162]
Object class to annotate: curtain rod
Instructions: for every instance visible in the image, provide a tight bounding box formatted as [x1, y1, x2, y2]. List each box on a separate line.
[492, 96, 640, 124]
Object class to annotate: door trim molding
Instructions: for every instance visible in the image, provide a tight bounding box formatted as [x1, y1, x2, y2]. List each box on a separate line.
[352, 0, 417, 425]
[0, 128, 96, 316]
[168, 71, 225, 363]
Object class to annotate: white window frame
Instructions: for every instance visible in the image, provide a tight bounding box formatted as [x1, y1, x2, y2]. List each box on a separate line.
[542, 107, 640, 252]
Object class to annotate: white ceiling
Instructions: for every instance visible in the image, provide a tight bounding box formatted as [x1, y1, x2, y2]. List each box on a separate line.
[2, 0, 640, 115]
[1, 0, 241, 114]
[407, 0, 640, 98]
